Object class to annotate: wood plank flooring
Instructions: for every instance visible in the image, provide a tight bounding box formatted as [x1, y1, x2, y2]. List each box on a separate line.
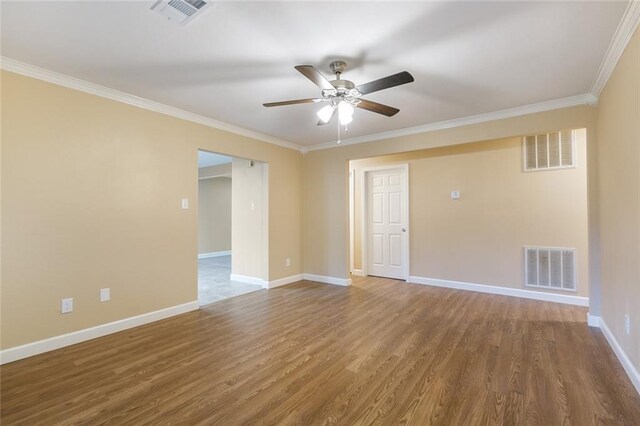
[2, 276, 640, 425]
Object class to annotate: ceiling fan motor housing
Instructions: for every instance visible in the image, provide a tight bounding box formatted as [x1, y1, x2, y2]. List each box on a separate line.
[329, 60, 347, 76]
[324, 61, 361, 103]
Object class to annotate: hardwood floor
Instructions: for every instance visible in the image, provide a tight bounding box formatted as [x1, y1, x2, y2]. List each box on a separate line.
[2, 276, 639, 425]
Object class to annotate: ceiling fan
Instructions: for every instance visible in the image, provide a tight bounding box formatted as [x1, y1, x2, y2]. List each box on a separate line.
[263, 61, 414, 127]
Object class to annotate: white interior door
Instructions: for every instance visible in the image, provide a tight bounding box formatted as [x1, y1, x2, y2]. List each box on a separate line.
[366, 167, 408, 279]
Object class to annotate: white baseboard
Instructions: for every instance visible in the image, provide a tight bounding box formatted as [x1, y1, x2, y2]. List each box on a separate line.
[303, 274, 352, 287]
[352, 269, 365, 277]
[597, 317, 640, 396]
[0, 301, 199, 365]
[198, 250, 231, 259]
[408, 276, 589, 306]
[266, 274, 304, 289]
[587, 313, 601, 327]
[229, 273, 305, 289]
[230, 273, 266, 287]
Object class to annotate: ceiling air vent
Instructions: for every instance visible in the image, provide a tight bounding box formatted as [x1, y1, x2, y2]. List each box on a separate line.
[150, 0, 212, 25]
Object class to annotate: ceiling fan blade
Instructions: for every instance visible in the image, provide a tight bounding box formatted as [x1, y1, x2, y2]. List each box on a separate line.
[263, 98, 324, 107]
[356, 71, 414, 95]
[357, 99, 400, 117]
[295, 65, 335, 91]
[317, 108, 336, 126]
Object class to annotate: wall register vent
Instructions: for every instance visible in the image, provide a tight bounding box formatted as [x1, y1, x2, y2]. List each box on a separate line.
[523, 130, 575, 171]
[525, 247, 576, 291]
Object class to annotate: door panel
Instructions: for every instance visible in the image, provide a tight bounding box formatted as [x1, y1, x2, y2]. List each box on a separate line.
[389, 191, 401, 224]
[372, 234, 384, 265]
[389, 234, 402, 266]
[367, 168, 407, 279]
[372, 193, 383, 224]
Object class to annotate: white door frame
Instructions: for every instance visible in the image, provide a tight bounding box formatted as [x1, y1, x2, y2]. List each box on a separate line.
[360, 164, 410, 280]
[349, 168, 355, 274]
[196, 150, 270, 307]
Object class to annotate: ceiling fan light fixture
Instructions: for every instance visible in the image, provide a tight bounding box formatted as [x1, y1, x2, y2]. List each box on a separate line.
[317, 104, 335, 123]
[264, 62, 414, 132]
[338, 102, 354, 125]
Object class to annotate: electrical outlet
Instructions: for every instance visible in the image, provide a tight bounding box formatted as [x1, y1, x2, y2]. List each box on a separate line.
[285, 258, 291, 267]
[100, 288, 110, 302]
[451, 190, 461, 200]
[61, 298, 73, 314]
[624, 314, 631, 335]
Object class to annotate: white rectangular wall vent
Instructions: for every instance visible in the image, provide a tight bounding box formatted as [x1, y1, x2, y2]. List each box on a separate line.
[525, 247, 576, 291]
[523, 130, 575, 171]
[151, 0, 211, 25]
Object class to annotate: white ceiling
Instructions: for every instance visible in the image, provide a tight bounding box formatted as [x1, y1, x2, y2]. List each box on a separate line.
[198, 151, 231, 168]
[0, 1, 629, 148]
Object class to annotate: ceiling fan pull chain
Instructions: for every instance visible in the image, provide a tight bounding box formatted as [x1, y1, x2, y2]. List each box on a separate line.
[337, 118, 341, 144]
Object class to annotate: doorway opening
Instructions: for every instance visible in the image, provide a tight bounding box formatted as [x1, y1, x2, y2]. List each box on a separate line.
[197, 150, 268, 306]
[349, 162, 410, 280]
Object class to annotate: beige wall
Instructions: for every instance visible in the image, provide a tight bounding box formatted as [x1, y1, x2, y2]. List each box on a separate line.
[303, 105, 599, 289]
[350, 133, 589, 297]
[198, 177, 231, 254]
[231, 158, 268, 280]
[1, 71, 302, 349]
[597, 27, 639, 371]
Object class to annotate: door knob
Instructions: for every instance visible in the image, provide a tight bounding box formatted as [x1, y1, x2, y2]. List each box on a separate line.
[402, 227, 407, 232]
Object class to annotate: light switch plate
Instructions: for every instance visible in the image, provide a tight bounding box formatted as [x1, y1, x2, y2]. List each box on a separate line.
[100, 288, 110, 302]
[181, 198, 189, 209]
[61, 298, 73, 314]
[625, 314, 631, 335]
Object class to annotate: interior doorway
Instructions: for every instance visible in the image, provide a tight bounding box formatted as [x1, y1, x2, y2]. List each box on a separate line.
[349, 163, 410, 280]
[197, 150, 268, 306]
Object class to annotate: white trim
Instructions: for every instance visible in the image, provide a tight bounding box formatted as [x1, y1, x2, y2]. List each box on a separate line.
[305, 94, 598, 152]
[230, 273, 266, 287]
[408, 276, 589, 306]
[226, 273, 303, 289]
[0, 57, 303, 152]
[198, 250, 231, 259]
[198, 174, 231, 180]
[261, 164, 270, 287]
[0, 301, 199, 365]
[303, 274, 352, 287]
[587, 313, 601, 328]
[362, 164, 410, 280]
[599, 317, 640, 396]
[349, 168, 356, 274]
[359, 169, 367, 276]
[352, 269, 365, 277]
[266, 274, 304, 289]
[590, 0, 640, 97]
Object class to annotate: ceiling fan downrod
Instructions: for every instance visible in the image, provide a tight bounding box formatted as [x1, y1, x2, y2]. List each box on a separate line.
[330, 60, 346, 80]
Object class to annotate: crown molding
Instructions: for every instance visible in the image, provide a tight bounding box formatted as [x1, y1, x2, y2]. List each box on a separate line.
[305, 93, 598, 152]
[0, 57, 303, 152]
[590, 0, 640, 97]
